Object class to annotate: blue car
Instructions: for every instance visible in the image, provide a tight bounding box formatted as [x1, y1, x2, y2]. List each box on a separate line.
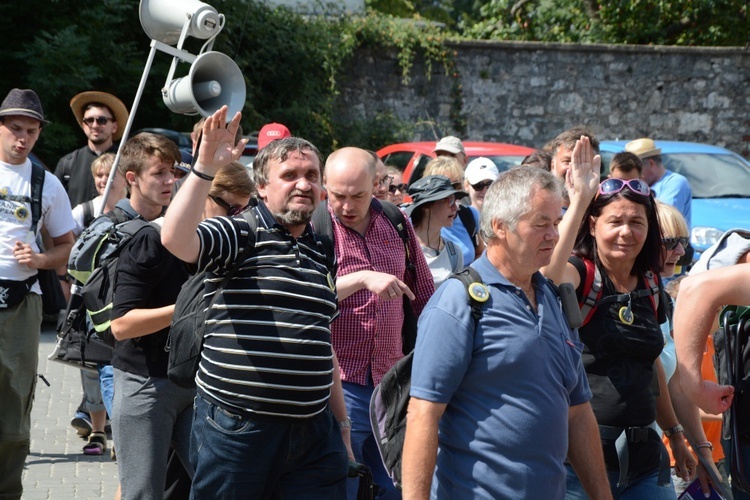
[599, 140, 750, 259]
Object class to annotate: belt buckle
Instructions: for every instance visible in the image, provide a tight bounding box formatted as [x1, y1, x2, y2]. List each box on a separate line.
[626, 427, 649, 443]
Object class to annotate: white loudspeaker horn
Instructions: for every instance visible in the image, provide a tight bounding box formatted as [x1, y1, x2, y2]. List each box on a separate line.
[163, 51, 246, 118]
[140, 0, 222, 46]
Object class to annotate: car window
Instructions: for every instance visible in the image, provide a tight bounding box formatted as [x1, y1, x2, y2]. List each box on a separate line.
[480, 155, 527, 173]
[663, 153, 750, 198]
[381, 152, 415, 172]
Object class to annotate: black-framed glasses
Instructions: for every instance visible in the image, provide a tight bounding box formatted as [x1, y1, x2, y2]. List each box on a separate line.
[662, 237, 689, 250]
[377, 175, 392, 188]
[471, 180, 493, 191]
[209, 194, 247, 216]
[388, 183, 407, 194]
[597, 178, 651, 198]
[82, 116, 114, 126]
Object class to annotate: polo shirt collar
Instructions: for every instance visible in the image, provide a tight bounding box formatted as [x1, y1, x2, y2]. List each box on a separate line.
[255, 199, 315, 240]
[471, 253, 546, 290]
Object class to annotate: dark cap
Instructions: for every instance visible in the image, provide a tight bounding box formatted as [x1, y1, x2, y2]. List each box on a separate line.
[0, 88, 48, 125]
[404, 175, 467, 215]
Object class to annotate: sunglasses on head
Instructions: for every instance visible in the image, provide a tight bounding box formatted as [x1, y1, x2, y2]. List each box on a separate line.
[82, 116, 114, 126]
[209, 194, 247, 216]
[388, 183, 407, 194]
[471, 180, 493, 191]
[597, 178, 651, 198]
[662, 237, 689, 251]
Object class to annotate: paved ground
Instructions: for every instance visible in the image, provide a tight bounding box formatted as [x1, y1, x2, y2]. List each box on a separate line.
[22, 322, 119, 500]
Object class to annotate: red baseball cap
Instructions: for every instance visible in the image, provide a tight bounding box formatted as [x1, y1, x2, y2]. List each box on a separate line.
[258, 122, 291, 150]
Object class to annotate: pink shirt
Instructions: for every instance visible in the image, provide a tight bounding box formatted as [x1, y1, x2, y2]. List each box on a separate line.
[329, 201, 434, 385]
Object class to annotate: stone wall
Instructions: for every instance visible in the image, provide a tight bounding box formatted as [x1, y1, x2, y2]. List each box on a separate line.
[336, 40, 750, 156]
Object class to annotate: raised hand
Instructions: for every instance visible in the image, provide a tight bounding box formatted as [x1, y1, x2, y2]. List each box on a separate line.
[196, 106, 246, 175]
[566, 135, 600, 206]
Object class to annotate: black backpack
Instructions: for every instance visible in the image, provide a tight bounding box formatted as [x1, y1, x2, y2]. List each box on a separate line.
[456, 204, 479, 256]
[311, 200, 418, 354]
[716, 305, 750, 493]
[368, 267, 486, 490]
[166, 209, 336, 388]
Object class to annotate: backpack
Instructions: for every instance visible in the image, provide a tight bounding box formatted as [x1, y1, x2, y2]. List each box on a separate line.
[80, 218, 158, 346]
[49, 205, 139, 369]
[311, 200, 419, 354]
[578, 258, 661, 327]
[716, 305, 750, 493]
[166, 208, 336, 388]
[369, 267, 487, 490]
[81, 199, 96, 229]
[456, 204, 479, 255]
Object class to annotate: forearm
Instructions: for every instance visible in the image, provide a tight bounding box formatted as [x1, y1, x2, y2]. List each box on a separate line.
[335, 271, 368, 300]
[541, 200, 586, 284]
[329, 351, 353, 459]
[655, 358, 680, 429]
[36, 241, 74, 269]
[669, 368, 707, 444]
[567, 403, 612, 500]
[161, 173, 208, 264]
[402, 398, 444, 500]
[111, 305, 175, 340]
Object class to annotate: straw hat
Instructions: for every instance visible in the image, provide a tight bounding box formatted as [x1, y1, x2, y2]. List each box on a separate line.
[625, 138, 662, 159]
[70, 91, 129, 141]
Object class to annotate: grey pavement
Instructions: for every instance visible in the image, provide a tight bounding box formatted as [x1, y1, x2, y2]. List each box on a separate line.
[22, 322, 119, 500]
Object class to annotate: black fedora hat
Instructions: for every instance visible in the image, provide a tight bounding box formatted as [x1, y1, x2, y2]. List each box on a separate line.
[404, 175, 467, 215]
[0, 88, 48, 125]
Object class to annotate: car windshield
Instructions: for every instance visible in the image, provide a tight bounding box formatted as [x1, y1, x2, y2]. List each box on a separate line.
[663, 153, 750, 198]
[481, 155, 527, 172]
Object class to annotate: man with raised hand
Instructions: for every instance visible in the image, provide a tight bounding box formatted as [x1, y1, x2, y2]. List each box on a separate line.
[162, 106, 352, 497]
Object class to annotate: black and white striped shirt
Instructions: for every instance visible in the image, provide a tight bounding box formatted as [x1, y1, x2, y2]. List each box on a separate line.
[194, 201, 338, 419]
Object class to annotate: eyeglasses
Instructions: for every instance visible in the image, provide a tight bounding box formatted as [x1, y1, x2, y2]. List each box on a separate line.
[377, 175, 392, 188]
[662, 237, 689, 250]
[443, 196, 457, 208]
[388, 183, 407, 194]
[471, 180, 493, 191]
[451, 182, 463, 191]
[82, 116, 114, 126]
[209, 194, 247, 216]
[597, 178, 651, 198]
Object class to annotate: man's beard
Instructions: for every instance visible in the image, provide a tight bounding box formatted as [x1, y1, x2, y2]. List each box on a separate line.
[90, 135, 109, 146]
[273, 207, 314, 226]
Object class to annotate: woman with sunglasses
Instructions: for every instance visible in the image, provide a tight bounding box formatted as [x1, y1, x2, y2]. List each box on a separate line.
[463, 157, 499, 212]
[543, 147, 695, 498]
[204, 161, 255, 218]
[424, 156, 485, 266]
[385, 166, 407, 205]
[405, 175, 466, 287]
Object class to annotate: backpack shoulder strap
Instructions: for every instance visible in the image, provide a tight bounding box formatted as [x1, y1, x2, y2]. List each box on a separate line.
[82, 200, 96, 228]
[579, 258, 602, 327]
[449, 267, 487, 327]
[644, 269, 661, 317]
[380, 201, 409, 245]
[445, 239, 459, 272]
[311, 200, 335, 245]
[456, 205, 478, 250]
[29, 161, 45, 235]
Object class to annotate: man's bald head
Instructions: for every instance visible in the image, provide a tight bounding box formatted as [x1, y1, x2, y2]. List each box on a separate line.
[325, 147, 377, 187]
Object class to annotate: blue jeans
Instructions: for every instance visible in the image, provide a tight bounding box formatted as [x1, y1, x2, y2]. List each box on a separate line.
[97, 364, 114, 419]
[190, 393, 348, 499]
[566, 464, 676, 499]
[343, 381, 401, 500]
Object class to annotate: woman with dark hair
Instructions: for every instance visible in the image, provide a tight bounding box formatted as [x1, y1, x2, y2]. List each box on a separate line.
[543, 136, 695, 499]
[406, 175, 466, 287]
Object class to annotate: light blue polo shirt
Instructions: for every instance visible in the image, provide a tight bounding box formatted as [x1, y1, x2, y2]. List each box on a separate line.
[411, 254, 591, 499]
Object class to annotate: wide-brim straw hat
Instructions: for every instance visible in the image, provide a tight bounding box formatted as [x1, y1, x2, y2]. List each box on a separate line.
[70, 91, 129, 141]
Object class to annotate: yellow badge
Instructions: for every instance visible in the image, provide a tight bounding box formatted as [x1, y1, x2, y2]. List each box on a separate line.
[468, 282, 490, 303]
[327, 272, 335, 292]
[618, 305, 634, 325]
[14, 205, 29, 221]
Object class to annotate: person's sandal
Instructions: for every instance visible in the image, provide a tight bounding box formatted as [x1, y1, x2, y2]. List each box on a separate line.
[83, 431, 107, 455]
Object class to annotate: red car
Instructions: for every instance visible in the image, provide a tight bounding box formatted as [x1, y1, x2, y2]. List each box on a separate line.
[377, 141, 536, 186]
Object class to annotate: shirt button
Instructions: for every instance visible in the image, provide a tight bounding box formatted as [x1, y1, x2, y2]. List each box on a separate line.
[526, 305, 531, 310]
[515, 290, 521, 295]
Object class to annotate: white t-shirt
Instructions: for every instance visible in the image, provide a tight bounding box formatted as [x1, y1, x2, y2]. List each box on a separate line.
[71, 195, 104, 236]
[0, 159, 76, 286]
[421, 240, 463, 288]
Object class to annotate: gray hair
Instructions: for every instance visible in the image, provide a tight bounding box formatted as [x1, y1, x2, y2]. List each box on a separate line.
[253, 137, 323, 186]
[480, 166, 563, 240]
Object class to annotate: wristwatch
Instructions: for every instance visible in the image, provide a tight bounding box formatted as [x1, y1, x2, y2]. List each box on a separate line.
[338, 417, 352, 429]
[664, 424, 684, 438]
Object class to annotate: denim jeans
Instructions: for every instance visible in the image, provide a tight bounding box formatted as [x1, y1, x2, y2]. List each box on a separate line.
[190, 393, 348, 499]
[343, 381, 401, 500]
[566, 464, 676, 499]
[97, 364, 114, 419]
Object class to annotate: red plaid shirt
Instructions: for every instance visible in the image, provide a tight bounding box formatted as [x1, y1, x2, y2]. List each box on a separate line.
[329, 200, 434, 386]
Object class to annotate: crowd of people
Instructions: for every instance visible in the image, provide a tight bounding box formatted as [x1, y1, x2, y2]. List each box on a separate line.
[0, 85, 748, 500]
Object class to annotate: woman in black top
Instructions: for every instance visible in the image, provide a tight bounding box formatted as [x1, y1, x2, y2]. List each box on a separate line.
[544, 171, 696, 498]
